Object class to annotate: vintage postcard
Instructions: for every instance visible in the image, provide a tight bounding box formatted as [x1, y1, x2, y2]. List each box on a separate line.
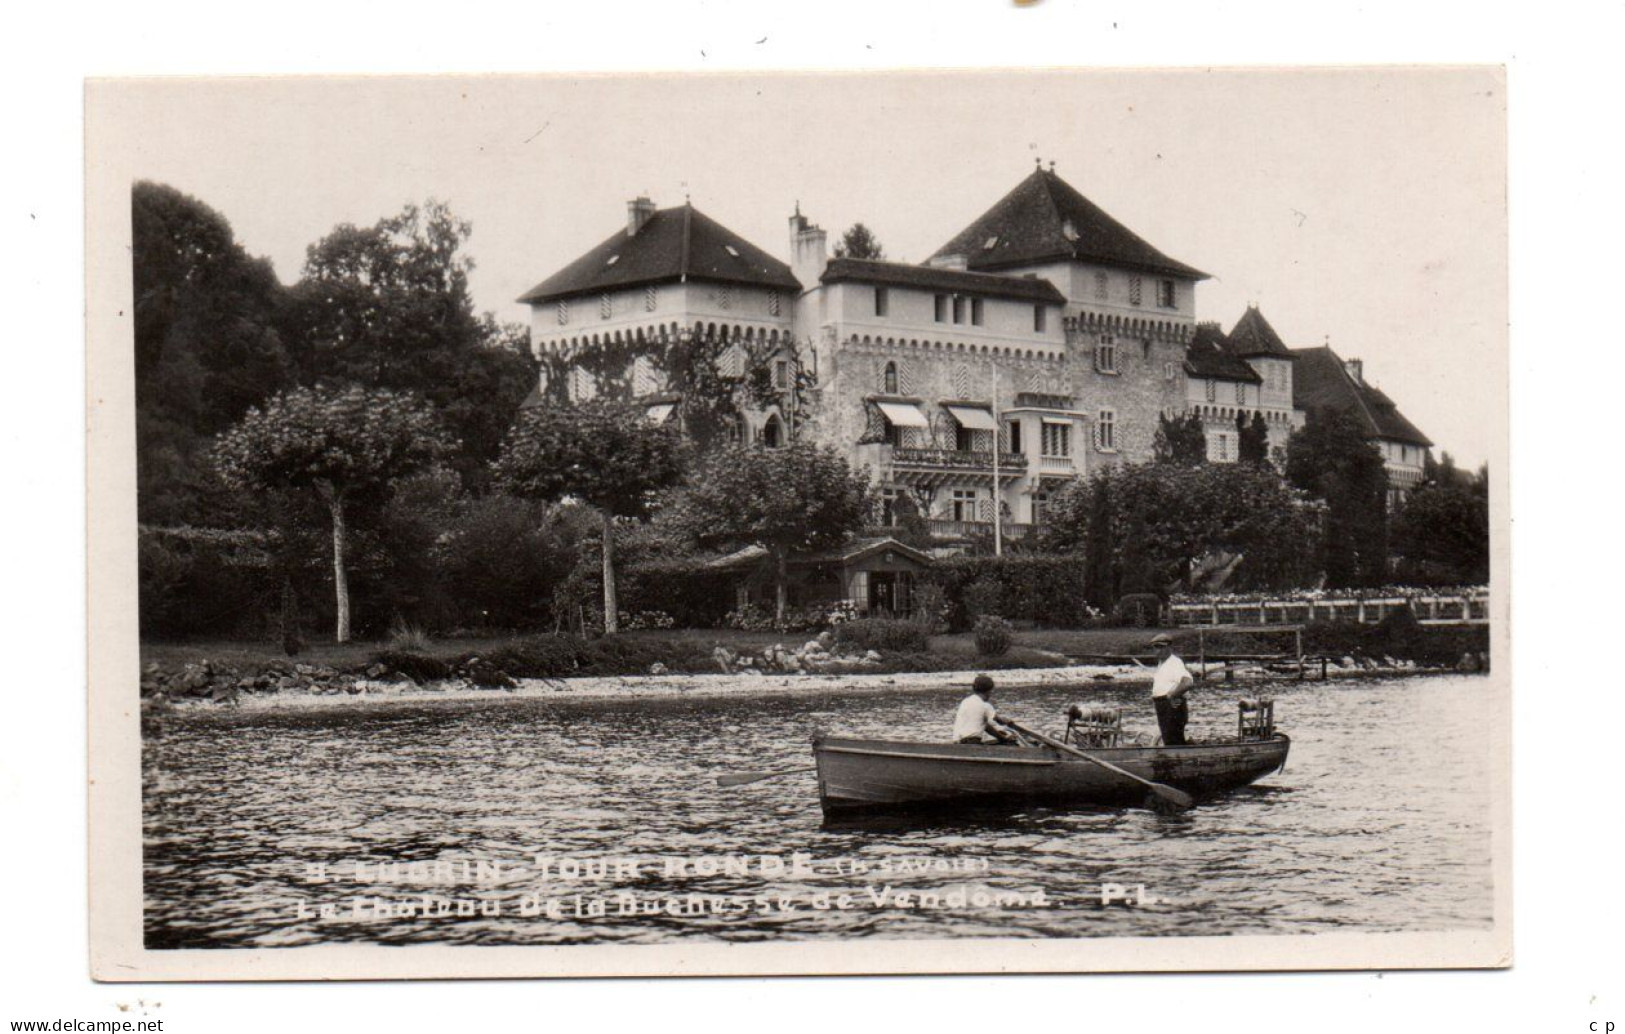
[86, 68, 1510, 980]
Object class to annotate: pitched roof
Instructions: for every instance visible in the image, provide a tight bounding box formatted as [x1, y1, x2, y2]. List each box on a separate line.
[929, 168, 1208, 280]
[1184, 323, 1262, 384]
[703, 536, 934, 570]
[1226, 305, 1295, 359]
[1291, 346, 1433, 447]
[517, 204, 801, 304]
[820, 257, 1065, 304]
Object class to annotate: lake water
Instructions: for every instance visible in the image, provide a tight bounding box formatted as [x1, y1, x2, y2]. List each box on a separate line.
[142, 675, 1497, 948]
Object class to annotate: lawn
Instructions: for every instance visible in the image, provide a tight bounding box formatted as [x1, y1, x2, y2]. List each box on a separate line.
[140, 624, 1291, 675]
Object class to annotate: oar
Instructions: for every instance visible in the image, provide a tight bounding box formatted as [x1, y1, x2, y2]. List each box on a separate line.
[717, 766, 817, 788]
[1000, 718, 1194, 810]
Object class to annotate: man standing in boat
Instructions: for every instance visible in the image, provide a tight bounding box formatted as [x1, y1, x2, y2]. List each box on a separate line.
[954, 674, 1017, 744]
[1150, 634, 1195, 746]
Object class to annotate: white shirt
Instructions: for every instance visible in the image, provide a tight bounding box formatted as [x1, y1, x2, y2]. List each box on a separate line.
[1151, 655, 1193, 699]
[953, 693, 998, 741]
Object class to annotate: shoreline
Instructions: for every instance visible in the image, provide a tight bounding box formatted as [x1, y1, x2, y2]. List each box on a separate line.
[152, 658, 1455, 713]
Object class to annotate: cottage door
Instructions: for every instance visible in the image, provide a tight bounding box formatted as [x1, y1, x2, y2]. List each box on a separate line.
[870, 572, 896, 616]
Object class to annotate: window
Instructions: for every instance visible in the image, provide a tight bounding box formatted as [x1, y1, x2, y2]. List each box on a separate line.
[768, 290, 781, 316]
[773, 359, 790, 390]
[883, 360, 898, 395]
[1041, 421, 1071, 458]
[716, 285, 732, 310]
[950, 488, 979, 522]
[1032, 491, 1049, 525]
[1235, 382, 1246, 404]
[599, 293, 612, 319]
[1129, 276, 1143, 307]
[556, 300, 570, 326]
[1164, 361, 1177, 381]
[1157, 279, 1176, 308]
[955, 423, 977, 453]
[1216, 432, 1231, 462]
[952, 296, 966, 324]
[761, 414, 783, 448]
[971, 298, 985, 326]
[1095, 334, 1117, 373]
[1094, 271, 1109, 300]
[644, 285, 658, 312]
[934, 294, 948, 323]
[879, 487, 899, 526]
[1205, 379, 1217, 403]
[1034, 305, 1048, 333]
[874, 286, 889, 317]
[1008, 418, 1023, 453]
[1096, 410, 1116, 451]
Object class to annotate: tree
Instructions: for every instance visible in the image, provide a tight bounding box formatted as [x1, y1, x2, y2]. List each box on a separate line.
[212, 385, 454, 642]
[1393, 480, 1490, 584]
[832, 222, 886, 260]
[288, 200, 537, 485]
[672, 443, 873, 622]
[1238, 411, 1271, 465]
[1153, 412, 1207, 465]
[132, 181, 292, 525]
[1042, 462, 1320, 601]
[1285, 409, 1390, 588]
[492, 400, 686, 634]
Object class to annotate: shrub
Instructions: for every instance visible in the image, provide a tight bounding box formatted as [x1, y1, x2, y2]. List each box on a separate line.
[834, 617, 931, 654]
[1114, 593, 1163, 628]
[973, 615, 1014, 656]
[909, 581, 950, 633]
[388, 619, 433, 654]
[138, 525, 277, 638]
[617, 558, 739, 629]
[925, 555, 1093, 631]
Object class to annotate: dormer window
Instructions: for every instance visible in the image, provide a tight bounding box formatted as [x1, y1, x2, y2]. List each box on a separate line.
[605, 254, 620, 266]
[724, 245, 740, 258]
[1061, 219, 1079, 242]
[983, 236, 999, 250]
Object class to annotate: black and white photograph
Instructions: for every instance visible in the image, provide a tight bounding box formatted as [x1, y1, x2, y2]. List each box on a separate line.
[84, 67, 1509, 980]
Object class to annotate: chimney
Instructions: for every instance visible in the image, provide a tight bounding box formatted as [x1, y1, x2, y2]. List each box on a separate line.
[1344, 358, 1364, 384]
[626, 196, 657, 237]
[789, 205, 827, 287]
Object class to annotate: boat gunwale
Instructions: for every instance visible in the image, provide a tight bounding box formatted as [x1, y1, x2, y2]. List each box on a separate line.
[814, 733, 1289, 763]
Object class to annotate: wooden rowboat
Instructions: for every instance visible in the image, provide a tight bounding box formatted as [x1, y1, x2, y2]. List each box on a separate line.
[811, 732, 1290, 816]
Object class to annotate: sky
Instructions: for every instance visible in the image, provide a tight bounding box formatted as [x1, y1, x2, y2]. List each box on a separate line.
[95, 68, 1505, 468]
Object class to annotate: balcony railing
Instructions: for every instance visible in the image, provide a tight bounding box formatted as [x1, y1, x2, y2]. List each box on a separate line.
[927, 519, 1033, 541]
[890, 446, 1029, 471]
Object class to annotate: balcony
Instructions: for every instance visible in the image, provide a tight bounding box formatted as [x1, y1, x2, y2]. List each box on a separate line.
[927, 519, 1034, 542]
[890, 446, 1027, 472]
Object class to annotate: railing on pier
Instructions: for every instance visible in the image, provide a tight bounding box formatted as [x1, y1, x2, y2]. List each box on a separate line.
[1168, 590, 1489, 628]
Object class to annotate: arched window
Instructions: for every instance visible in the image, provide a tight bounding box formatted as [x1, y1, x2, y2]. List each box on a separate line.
[883, 360, 898, 394]
[761, 414, 784, 448]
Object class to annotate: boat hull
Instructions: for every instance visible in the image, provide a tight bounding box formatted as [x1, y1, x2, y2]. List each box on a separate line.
[812, 733, 1290, 815]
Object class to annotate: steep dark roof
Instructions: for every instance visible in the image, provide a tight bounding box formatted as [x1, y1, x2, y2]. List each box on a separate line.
[1185, 324, 1262, 384]
[518, 204, 800, 304]
[1291, 346, 1433, 447]
[1227, 305, 1295, 359]
[820, 257, 1065, 304]
[929, 168, 1208, 280]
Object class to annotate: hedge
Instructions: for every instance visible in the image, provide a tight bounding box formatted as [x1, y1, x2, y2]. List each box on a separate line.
[923, 555, 1092, 631]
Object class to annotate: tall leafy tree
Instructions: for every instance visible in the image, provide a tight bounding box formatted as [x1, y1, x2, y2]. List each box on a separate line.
[132, 181, 291, 524]
[1238, 411, 1271, 465]
[832, 222, 886, 260]
[1285, 409, 1391, 587]
[672, 443, 873, 622]
[212, 385, 454, 642]
[492, 400, 686, 634]
[1152, 412, 1207, 465]
[1394, 477, 1490, 584]
[289, 200, 537, 485]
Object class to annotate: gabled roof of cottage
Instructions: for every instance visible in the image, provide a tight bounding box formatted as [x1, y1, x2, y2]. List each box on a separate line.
[1185, 323, 1262, 384]
[518, 203, 801, 304]
[929, 167, 1209, 280]
[1226, 305, 1295, 359]
[1291, 345, 1433, 447]
[820, 257, 1066, 304]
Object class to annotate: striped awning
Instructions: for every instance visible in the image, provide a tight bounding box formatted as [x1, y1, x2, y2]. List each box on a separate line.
[875, 401, 930, 428]
[944, 404, 997, 431]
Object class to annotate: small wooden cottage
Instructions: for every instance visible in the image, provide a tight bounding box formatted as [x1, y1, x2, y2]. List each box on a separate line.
[707, 537, 935, 618]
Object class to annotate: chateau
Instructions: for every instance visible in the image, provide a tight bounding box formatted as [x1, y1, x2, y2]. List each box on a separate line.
[518, 166, 1430, 543]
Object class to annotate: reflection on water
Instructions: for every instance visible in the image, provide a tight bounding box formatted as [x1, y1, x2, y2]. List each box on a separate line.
[142, 675, 1496, 947]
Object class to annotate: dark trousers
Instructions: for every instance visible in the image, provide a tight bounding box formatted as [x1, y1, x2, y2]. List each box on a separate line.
[1154, 697, 1188, 746]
